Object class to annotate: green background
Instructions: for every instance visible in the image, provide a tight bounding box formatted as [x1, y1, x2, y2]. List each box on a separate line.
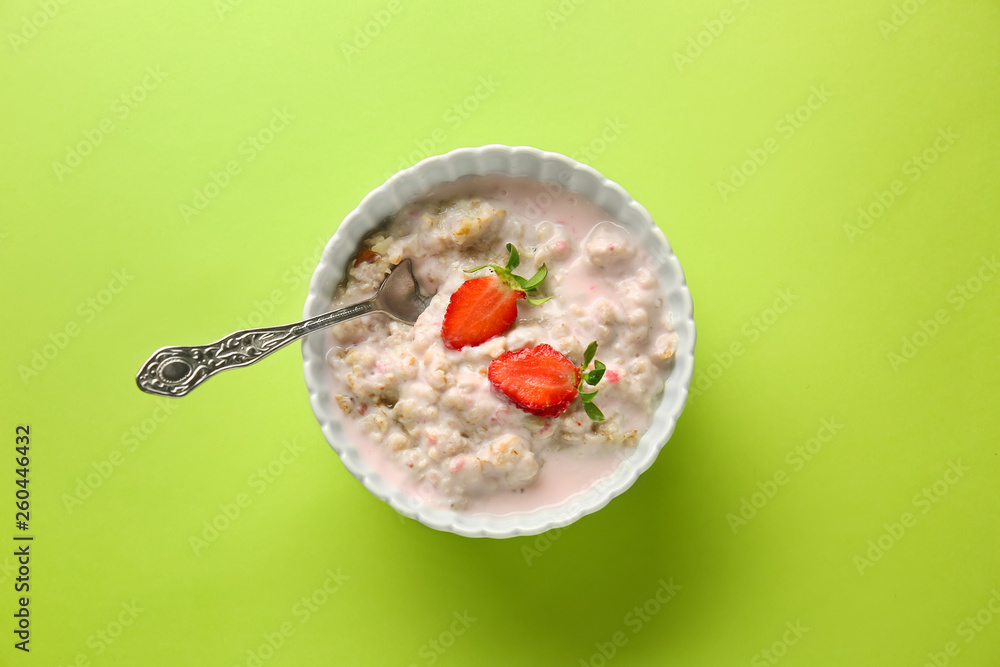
[2, 0, 998, 665]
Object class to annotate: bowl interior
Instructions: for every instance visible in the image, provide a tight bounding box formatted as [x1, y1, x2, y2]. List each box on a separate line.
[303, 145, 695, 538]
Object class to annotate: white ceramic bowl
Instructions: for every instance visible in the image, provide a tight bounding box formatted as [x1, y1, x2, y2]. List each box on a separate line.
[303, 145, 695, 538]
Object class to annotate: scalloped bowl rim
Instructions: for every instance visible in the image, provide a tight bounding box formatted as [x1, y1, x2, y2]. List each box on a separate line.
[302, 145, 695, 538]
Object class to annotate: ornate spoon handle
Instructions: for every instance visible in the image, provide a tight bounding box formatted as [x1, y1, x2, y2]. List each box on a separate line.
[136, 300, 375, 397]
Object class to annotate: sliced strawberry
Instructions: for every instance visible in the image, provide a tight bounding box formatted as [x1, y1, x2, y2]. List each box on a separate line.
[442, 275, 525, 350]
[487, 344, 581, 417]
[440, 243, 552, 350]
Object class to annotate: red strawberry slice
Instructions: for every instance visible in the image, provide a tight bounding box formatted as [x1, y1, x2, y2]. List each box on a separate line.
[487, 344, 581, 417]
[442, 275, 526, 350]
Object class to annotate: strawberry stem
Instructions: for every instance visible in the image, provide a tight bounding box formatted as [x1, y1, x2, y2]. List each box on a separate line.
[464, 243, 551, 303]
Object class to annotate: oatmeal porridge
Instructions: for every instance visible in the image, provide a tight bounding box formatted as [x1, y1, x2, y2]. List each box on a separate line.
[325, 176, 677, 513]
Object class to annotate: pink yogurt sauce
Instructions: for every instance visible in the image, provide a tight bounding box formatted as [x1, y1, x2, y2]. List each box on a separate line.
[339, 408, 629, 516]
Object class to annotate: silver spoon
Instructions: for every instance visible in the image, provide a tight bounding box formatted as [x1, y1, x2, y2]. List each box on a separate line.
[135, 259, 431, 397]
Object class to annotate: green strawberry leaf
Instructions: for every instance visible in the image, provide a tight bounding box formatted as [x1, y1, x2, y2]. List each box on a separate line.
[521, 265, 548, 291]
[462, 244, 552, 318]
[578, 342, 608, 421]
[584, 402, 605, 422]
[505, 243, 520, 271]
